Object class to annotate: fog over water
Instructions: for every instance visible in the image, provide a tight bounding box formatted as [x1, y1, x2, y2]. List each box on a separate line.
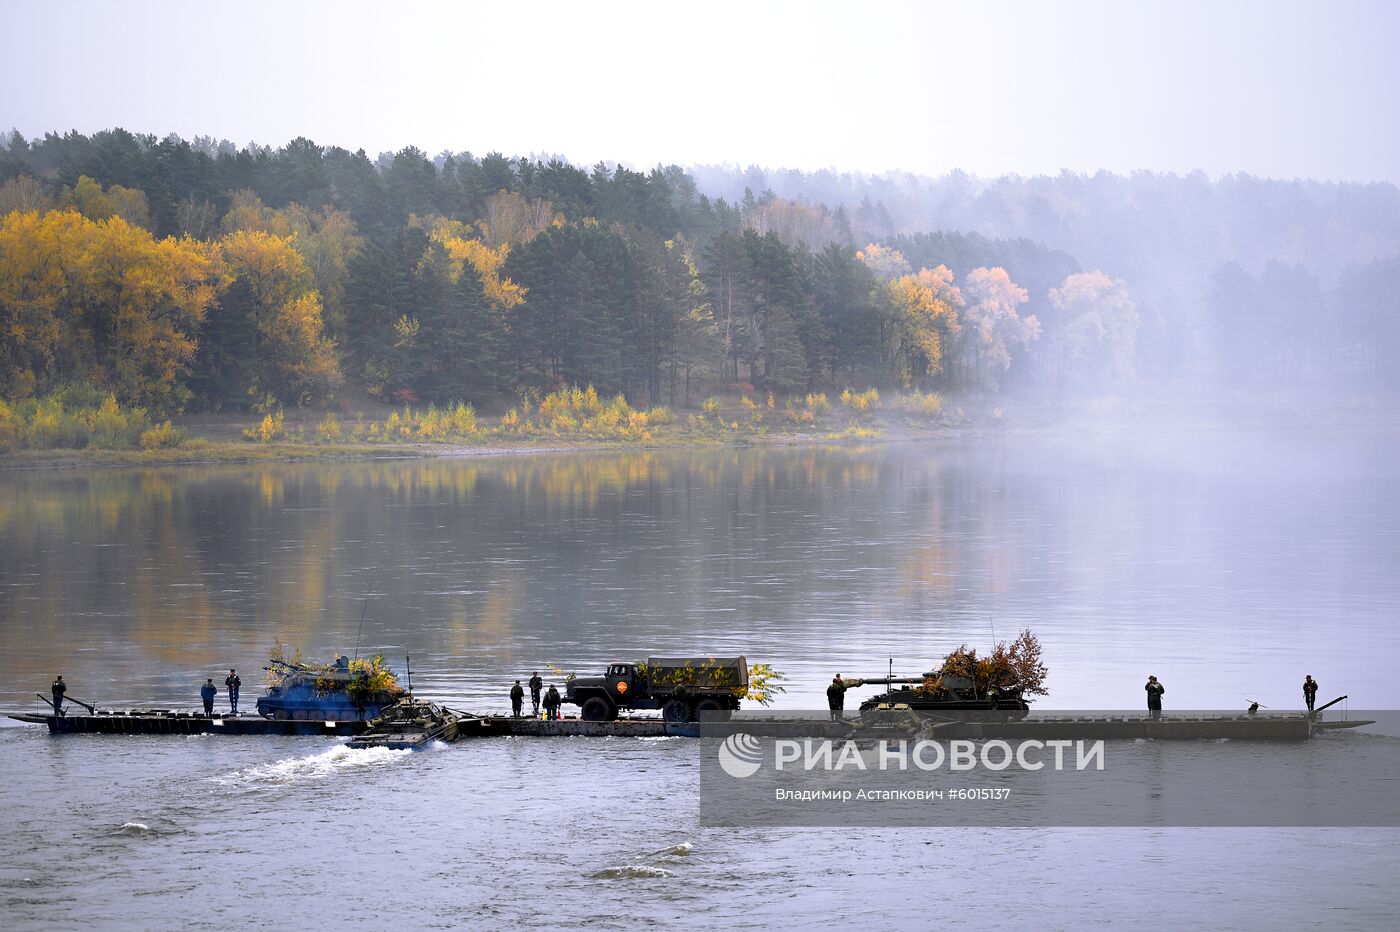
[2, 433, 1399, 926]
[3, 433, 1397, 713]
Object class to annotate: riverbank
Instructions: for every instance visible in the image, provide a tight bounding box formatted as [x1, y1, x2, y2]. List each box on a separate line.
[0, 424, 951, 469]
[3, 383, 1395, 470]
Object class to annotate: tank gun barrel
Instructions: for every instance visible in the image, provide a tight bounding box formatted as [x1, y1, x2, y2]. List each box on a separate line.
[850, 676, 932, 686]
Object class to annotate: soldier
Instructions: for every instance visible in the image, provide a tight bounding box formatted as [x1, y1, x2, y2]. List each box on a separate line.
[510, 679, 525, 717]
[826, 674, 847, 722]
[225, 669, 241, 714]
[1303, 675, 1319, 712]
[543, 684, 562, 720]
[200, 678, 217, 716]
[1145, 675, 1165, 719]
[528, 672, 543, 715]
[50, 675, 67, 717]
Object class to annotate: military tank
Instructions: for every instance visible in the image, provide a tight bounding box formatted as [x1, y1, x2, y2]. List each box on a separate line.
[854, 670, 1031, 713]
[256, 655, 405, 721]
[852, 636, 1046, 714]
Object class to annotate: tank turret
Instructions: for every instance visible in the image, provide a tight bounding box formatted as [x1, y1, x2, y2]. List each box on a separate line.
[255, 654, 405, 721]
[850, 632, 1047, 713]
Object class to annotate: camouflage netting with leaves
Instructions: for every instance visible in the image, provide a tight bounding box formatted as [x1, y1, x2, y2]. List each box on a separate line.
[630, 658, 788, 706]
[923, 629, 1048, 697]
[266, 640, 405, 704]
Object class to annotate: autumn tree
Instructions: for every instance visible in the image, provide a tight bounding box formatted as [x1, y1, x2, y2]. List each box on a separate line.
[476, 190, 559, 249]
[0, 175, 53, 215]
[60, 175, 151, 229]
[1047, 271, 1139, 385]
[214, 229, 341, 405]
[955, 267, 1039, 390]
[888, 266, 963, 387]
[857, 242, 913, 281]
[0, 210, 220, 408]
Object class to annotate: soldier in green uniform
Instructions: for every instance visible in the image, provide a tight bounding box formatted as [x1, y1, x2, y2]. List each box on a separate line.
[50, 675, 67, 717]
[528, 672, 543, 715]
[1303, 675, 1318, 712]
[510, 680, 525, 717]
[826, 674, 847, 722]
[1145, 675, 1165, 719]
[543, 684, 562, 720]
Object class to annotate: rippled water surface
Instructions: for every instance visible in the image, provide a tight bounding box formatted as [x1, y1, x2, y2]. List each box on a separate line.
[2, 433, 1398, 928]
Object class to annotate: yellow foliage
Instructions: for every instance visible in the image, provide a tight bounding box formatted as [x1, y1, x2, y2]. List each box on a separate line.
[85, 394, 129, 449]
[702, 396, 722, 418]
[317, 413, 342, 441]
[804, 392, 829, 413]
[857, 243, 913, 280]
[139, 420, 181, 450]
[840, 387, 880, 413]
[220, 228, 340, 403]
[429, 220, 526, 310]
[890, 266, 962, 379]
[62, 175, 151, 229]
[897, 391, 943, 417]
[0, 210, 220, 409]
[244, 410, 285, 443]
[0, 400, 16, 452]
[450, 402, 478, 435]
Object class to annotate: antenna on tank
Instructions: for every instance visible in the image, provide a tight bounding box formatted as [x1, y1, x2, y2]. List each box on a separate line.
[405, 655, 413, 697]
[353, 597, 370, 661]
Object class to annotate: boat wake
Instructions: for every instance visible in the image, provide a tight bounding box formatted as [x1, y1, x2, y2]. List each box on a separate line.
[113, 821, 153, 836]
[589, 865, 676, 880]
[212, 744, 412, 787]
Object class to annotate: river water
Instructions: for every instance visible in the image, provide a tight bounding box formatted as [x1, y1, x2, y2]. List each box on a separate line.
[2, 432, 1398, 928]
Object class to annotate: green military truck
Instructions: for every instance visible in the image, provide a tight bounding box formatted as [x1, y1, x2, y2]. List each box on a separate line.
[564, 656, 748, 722]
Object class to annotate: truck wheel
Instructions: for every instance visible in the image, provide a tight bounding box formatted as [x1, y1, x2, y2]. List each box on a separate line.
[662, 699, 691, 723]
[694, 698, 727, 720]
[580, 697, 615, 722]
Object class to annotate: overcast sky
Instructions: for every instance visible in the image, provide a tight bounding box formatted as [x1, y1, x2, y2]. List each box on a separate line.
[4, 0, 1398, 182]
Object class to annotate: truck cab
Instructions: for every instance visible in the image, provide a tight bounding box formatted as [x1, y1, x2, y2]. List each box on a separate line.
[604, 663, 642, 697]
[565, 662, 643, 721]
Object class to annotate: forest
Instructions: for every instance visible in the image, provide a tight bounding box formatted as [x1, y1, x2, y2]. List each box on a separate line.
[1, 128, 1397, 424]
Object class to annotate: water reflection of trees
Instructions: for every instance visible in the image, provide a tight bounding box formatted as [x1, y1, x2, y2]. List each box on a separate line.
[0, 445, 1047, 701]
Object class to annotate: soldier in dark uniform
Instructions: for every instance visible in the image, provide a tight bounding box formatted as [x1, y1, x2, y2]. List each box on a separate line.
[826, 674, 847, 722]
[510, 680, 525, 717]
[1303, 675, 1318, 712]
[543, 684, 562, 720]
[51, 675, 67, 717]
[528, 672, 543, 715]
[225, 669, 241, 714]
[1145, 675, 1165, 719]
[200, 678, 217, 716]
